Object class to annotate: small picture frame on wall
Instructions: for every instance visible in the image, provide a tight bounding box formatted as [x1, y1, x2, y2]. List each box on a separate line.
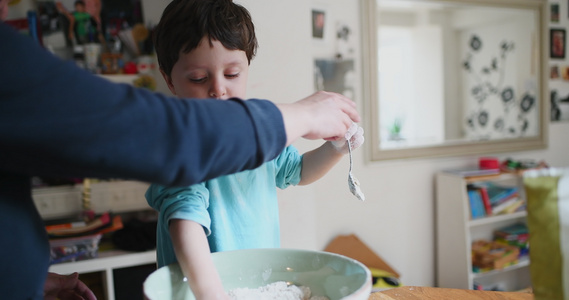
[551, 28, 566, 59]
[312, 9, 325, 39]
[551, 3, 560, 23]
[551, 65, 560, 79]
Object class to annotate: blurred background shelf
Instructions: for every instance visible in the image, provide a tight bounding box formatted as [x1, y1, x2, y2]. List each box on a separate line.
[37, 180, 156, 300]
[471, 257, 530, 279]
[436, 172, 531, 292]
[469, 211, 527, 227]
[49, 249, 156, 274]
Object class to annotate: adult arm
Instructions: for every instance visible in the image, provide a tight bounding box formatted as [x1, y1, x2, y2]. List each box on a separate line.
[0, 23, 360, 186]
[0, 23, 284, 186]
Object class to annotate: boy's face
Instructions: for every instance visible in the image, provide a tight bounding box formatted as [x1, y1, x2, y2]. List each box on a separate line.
[163, 37, 249, 100]
[75, 3, 86, 13]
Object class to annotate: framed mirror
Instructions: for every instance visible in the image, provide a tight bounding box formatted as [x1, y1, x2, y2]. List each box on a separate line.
[361, 0, 548, 161]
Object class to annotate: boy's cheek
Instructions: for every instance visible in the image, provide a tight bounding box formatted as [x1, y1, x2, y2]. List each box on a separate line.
[175, 86, 210, 99]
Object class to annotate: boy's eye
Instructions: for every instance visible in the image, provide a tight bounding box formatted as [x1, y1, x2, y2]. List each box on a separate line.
[189, 77, 207, 83]
[225, 73, 239, 78]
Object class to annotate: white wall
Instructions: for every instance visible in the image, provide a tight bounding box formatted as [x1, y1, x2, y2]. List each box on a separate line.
[231, 0, 569, 288]
[9, 0, 569, 288]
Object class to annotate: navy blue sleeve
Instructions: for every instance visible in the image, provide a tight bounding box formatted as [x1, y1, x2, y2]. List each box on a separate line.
[0, 23, 286, 186]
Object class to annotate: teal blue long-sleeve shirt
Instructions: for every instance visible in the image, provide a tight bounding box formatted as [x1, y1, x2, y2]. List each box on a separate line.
[146, 146, 303, 267]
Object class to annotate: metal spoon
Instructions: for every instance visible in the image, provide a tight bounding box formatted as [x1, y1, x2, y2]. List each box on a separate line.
[347, 139, 365, 201]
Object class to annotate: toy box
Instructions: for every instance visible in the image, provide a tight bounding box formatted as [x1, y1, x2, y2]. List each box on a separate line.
[49, 234, 102, 264]
[471, 240, 520, 271]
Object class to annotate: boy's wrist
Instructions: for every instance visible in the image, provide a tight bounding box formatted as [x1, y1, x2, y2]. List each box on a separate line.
[329, 139, 348, 154]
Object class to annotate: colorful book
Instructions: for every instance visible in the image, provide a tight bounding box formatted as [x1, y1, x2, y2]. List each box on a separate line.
[467, 190, 478, 219]
[467, 190, 486, 219]
[492, 191, 519, 205]
[485, 183, 519, 205]
[45, 220, 87, 232]
[477, 186, 493, 216]
[494, 223, 529, 240]
[502, 200, 525, 214]
[476, 193, 487, 218]
[494, 223, 529, 250]
[47, 212, 112, 237]
[492, 197, 520, 215]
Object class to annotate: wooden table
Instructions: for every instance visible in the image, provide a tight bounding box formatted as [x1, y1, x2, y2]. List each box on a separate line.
[369, 286, 534, 300]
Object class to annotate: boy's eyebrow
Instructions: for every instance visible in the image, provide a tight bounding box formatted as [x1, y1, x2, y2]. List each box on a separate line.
[183, 59, 248, 70]
[223, 60, 248, 67]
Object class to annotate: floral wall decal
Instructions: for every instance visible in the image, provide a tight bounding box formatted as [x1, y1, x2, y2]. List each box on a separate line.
[461, 27, 538, 140]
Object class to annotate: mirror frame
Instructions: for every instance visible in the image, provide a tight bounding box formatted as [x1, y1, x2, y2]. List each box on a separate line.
[361, 0, 549, 161]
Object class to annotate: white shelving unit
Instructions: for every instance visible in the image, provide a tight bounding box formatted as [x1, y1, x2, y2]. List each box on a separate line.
[49, 249, 156, 300]
[34, 180, 151, 220]
[436, 172, 531, 291]
[35, 180, 157, 300]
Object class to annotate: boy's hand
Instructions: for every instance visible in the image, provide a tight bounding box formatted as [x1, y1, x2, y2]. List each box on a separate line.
[330, 123, 365, 154]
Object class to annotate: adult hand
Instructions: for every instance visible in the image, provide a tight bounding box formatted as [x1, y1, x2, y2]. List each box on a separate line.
[277, 91, 361, 146]
[330, 122, 365, 154]
[44, 272, 97, 300]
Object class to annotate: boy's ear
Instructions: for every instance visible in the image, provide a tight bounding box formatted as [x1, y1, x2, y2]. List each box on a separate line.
[160, 69, 177, 96]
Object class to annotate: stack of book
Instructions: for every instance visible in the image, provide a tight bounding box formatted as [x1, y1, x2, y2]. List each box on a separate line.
[494, 223, 529, 258]
[47, 211, 123, 264]
[466, 182, 524, 219]
[46, 211, 122, 238]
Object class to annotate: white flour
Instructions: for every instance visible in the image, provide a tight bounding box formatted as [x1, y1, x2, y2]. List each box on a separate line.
[227, 281, 330, 300]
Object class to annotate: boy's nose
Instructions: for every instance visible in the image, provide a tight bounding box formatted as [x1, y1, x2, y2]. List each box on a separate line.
[209, 80, 227, 99]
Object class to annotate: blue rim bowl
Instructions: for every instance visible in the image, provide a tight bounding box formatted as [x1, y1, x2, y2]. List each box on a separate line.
[144, 248, 372, 300]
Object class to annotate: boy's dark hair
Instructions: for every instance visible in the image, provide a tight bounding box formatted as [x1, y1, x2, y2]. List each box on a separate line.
[154, 0, 258, 77]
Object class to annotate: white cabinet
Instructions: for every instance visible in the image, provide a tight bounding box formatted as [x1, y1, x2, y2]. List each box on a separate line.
[435, 172, 531, 291]
[34, 180, 151, 220]
[49, 249, 157, 300]
[35, 180, 157, 300]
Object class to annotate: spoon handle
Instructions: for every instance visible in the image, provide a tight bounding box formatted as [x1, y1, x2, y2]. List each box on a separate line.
[347, 139, 353, 173]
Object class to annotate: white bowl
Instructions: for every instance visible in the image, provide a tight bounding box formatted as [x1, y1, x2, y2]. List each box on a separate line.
[144, 248, 372, 300]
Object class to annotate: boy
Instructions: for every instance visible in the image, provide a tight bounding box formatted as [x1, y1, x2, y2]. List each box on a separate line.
[56, 0, 96, 44]
[146, 0, 364, 299]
